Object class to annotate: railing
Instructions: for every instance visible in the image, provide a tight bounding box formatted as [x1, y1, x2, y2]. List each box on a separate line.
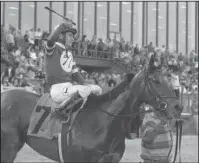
[16, 38, 116, 60]
[71, 41, 115, 60]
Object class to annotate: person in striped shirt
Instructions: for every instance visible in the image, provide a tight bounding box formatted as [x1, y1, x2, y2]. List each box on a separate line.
[140, 105, 172, 163]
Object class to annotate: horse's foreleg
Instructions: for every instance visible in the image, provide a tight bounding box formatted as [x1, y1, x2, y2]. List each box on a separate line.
[1, 127, 25, 162]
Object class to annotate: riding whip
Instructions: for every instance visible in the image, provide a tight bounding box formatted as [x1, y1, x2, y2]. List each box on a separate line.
[44, 6, 76, 26]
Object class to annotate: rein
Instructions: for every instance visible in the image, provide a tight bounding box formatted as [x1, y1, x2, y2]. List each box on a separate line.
[171, 120, 183, 163]
[98, 106, 153, 118]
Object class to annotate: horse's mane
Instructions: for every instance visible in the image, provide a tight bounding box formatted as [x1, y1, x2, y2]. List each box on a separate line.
[88, 73, 135, 103]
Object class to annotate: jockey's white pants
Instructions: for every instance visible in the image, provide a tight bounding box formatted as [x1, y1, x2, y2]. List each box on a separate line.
[50, 82, 102, 103]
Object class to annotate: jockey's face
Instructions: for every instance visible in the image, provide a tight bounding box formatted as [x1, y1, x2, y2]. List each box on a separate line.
[65, 32, 74, 47]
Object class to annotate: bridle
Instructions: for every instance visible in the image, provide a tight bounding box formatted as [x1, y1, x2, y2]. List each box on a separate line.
[143, 68, 179, 118]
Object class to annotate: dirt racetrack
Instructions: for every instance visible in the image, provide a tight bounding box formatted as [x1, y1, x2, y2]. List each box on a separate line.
[15, 136, 198, 162]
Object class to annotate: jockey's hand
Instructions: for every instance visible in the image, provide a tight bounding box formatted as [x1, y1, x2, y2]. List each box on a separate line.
[62, 19, 73, 28]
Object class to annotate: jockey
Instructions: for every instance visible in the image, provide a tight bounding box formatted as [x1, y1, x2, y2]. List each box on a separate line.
[44, 20, 102, 111]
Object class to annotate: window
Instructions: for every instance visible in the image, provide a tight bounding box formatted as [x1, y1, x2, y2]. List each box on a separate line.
[133, 2, 143, 45]
[158, 2, 166, 48]
[110, 2, 119, 34]
[168, 2, 176, 51]
[147, 2, 156, 45]
[52, 2, 64, 30]
[84, 2, 94, 40]
[188, 2, 195, 54]
[37, 2, 50, 32]
[178, 2, 186, 54]
[1, 2, 3, 25]
[97, 2, 107, 40]
[21, 2, 34, 35]
[66, 2, 78, 25]
[122, 2, 131, 41]
[5, 2, 19, 30]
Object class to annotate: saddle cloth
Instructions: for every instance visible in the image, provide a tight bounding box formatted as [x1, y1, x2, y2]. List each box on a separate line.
[27, 93, 82, 139]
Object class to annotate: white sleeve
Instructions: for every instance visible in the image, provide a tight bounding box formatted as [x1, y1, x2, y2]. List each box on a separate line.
[44, 43, 56, 55]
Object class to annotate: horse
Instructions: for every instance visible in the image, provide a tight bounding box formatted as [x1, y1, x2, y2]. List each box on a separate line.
[1, 55, 183, 162]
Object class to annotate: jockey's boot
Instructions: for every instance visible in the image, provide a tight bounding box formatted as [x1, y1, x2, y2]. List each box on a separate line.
[56, 91, 84, 115]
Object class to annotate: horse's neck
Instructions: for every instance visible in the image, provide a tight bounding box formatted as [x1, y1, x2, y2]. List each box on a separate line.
[75, 91, 128, 146]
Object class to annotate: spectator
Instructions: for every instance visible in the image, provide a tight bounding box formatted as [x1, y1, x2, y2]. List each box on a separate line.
[134, 44, 139, 54]
[6, 27, 15, 52]
[81, 35, 87, 56]
[170, 69, 181, 98]
[160, 45, 166, 53]
[178, 52, 184, 68]
[35, 28, 42, 37]
[97, 38, 104, 51]
[1, 64, 15, 84]
[90, 35, 97, 50]
[147, 42, 155, 54]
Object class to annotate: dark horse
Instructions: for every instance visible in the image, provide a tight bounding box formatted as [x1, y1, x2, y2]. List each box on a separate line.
[1, 56, 183, 162]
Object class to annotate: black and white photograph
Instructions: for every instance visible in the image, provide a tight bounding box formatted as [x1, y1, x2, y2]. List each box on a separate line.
[1, 0, 198, 162]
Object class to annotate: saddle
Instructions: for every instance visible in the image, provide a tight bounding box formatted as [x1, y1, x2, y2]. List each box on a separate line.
[27, 92, 84, 139]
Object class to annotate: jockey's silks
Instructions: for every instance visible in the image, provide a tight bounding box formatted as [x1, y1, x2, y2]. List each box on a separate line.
[140, 112, 172, 162]
[44, 42, 78, 86]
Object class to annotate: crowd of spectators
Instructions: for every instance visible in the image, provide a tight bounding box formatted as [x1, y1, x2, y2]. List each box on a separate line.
[1, 24, 198, 96]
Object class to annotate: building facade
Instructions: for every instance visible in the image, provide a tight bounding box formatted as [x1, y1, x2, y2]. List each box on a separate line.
[1, 1, 198, 55]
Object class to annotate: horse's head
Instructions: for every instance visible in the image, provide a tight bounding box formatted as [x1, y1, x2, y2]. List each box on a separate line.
[126, 53, 183, 120]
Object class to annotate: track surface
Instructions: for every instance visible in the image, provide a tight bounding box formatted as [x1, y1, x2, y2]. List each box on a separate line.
[15, 136, 198, 162]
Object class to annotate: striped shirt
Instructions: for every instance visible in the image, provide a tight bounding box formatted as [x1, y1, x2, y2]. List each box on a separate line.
[191, 93, 198, 115]
[140, 112, 172, 162]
